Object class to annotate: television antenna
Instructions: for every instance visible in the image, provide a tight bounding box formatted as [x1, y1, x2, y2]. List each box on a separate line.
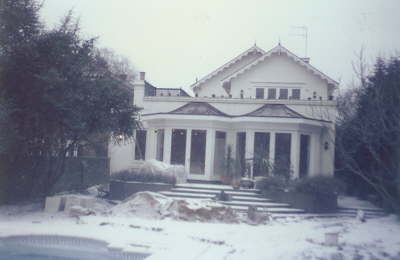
[291, 26, 308, 57]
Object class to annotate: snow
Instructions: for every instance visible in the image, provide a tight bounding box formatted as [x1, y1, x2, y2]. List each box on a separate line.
[1, 196, 400, 259]
[338, 196, 382, 210]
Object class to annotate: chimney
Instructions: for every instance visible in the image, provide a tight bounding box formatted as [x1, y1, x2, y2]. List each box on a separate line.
[301, 57, 310, 63]
[139, 71, 146, 81]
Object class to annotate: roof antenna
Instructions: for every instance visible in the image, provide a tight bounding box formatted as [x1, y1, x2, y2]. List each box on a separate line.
[291, 26, 308, 57]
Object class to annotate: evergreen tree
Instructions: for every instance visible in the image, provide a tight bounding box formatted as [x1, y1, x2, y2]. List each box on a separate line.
[0, 0, 139, 199]
[336, 56, 400, 213]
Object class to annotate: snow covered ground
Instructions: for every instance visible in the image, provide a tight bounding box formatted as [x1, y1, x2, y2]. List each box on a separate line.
[0, 199, 399, 259]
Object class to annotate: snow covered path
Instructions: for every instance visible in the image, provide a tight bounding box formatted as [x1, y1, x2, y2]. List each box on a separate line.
[0, 204, 399, 259]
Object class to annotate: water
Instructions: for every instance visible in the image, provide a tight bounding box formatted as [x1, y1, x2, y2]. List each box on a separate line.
[0, 235, 150, 260]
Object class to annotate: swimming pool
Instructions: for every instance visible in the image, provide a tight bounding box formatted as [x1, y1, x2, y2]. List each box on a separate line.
[0, 235, 150, 260]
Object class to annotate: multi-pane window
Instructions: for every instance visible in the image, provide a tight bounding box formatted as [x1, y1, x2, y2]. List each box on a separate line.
[274, 133, 291, 176]
[299, 134, 310, 178]
[256, 88, 265, 99]
[135, 130, 147, 160]
[292, 89, 301, 100]
[267, 88, 277, 99]
[279, 88, 289, 99]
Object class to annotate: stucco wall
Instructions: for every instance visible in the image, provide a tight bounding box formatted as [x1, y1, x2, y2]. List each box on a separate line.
[230, 53, 330, 100]
[194, 51, 262, 97]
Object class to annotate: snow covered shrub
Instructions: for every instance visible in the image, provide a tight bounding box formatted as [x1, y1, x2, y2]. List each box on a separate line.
[112, 169, 176, 185]
[293, 176, 345, 197]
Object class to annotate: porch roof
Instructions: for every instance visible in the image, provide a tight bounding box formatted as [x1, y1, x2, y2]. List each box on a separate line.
[142, 102, 331, 123]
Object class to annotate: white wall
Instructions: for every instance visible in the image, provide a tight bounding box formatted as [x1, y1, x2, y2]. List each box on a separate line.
[194, 51, 262, 98]
[230, 53, 329, 100]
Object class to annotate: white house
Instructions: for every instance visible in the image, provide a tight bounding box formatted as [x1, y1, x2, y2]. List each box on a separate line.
[109, 44, 338, 182]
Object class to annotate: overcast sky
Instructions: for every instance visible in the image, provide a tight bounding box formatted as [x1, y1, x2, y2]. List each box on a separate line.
[40, 0, 400, 92]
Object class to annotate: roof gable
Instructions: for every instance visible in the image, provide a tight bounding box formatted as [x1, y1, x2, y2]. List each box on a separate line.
[242, 104, 305, 118]
[222, 44, 338, 87]
[191, 45, 265, 90]
[169, 102, 229, 117]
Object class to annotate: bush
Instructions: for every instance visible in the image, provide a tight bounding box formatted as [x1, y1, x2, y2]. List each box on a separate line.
[293, 176, 345, 197]
[112, 169, 176, 185]
[256, 176, 289, 192]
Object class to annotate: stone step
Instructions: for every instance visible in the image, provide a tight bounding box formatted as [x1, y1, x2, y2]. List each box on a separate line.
[337, 207, 386, 214]
[222, 200, 290, 208]
[161, 191, 272, 203]
[230, 205, 305, 213]
[171, 188, 262, 197]
[176, 183, 259, 193]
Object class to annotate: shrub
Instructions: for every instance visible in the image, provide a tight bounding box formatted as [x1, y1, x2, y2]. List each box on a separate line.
[112, 169, 176, 185]
[293, 176, 345, 197]
[256, 176, 289, 192]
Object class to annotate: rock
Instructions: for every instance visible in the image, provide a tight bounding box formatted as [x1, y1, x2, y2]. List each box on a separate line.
[68, 205, 94, 218]
[356, 209, 366, 222]
[111, 192, 172, 219]
[247, 206, 271, 225]
[44, 196, 64, 213]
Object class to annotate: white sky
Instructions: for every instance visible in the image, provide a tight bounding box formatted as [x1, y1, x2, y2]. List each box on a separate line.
[40, 0, 400, 91]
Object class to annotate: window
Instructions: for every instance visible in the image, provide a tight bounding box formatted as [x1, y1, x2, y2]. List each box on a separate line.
[256, 88, 264, 99]
[274, 133, 291, 176]
[135, 130, 147, 160]
[267, 88, 277, 99]
[171, 129, 186, 165]
[279, 89, 289, 99]
[253, 132, 270, 176]
[299, 134, 310, 178]
[292, 89, 301, 100]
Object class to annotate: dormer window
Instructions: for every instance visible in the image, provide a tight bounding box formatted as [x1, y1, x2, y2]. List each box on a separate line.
[279, 89, 288, 99]
[292, 89, 301, 100]
[267, 88, 276, 99]
[256, 88, 264, 99]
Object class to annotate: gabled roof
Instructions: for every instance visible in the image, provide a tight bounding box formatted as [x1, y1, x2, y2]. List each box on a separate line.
[169, 102, 229, 117]
[191, 45, 265, 89]
[241, 104, 306, 118]
[221, 44, 338, 87]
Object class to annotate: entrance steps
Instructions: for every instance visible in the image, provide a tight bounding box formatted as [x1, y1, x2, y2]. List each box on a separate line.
[160, 183, 388, 220]
[160, 183, 306, 217]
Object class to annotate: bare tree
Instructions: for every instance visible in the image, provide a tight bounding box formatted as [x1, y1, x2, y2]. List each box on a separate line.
[97, 47, 136, 81]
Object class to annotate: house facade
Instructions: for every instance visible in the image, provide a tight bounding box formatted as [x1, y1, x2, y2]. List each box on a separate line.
[109, 44, 338, 181]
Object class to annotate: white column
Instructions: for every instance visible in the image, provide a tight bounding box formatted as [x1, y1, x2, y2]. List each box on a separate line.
[185, 129, 192, 174]
[290, 132, 300, 179]
[205, 129, 216, 179]
[163, 128, 172, 164]
[145, 128, 156, 160]
[245, 130, 254, 178]
[269, 132, 276, 173]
